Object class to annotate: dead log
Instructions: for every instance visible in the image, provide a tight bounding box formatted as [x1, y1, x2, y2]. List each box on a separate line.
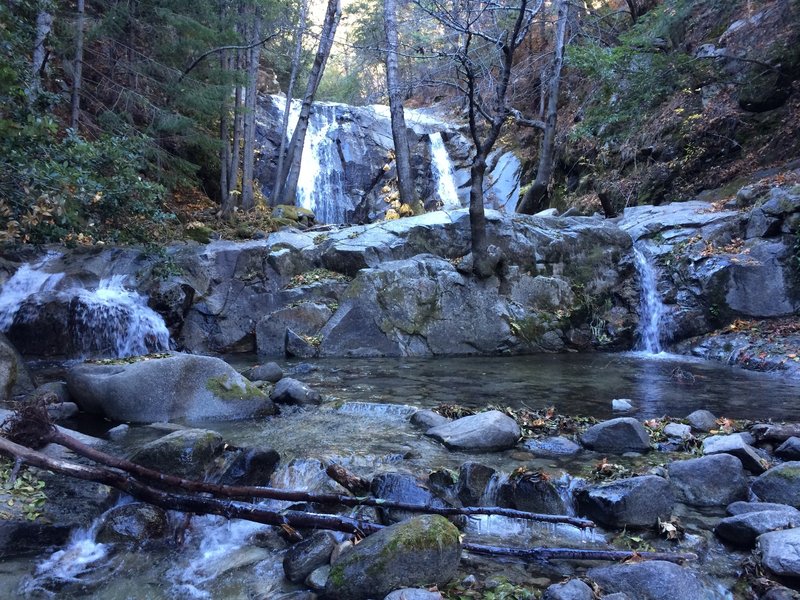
[326, 461, 371, 495]
[463, 543, 697, 564]
[44, 428, 595, 529]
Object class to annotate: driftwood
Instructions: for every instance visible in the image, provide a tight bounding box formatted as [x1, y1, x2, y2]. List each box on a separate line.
[41, 427, 595, 529]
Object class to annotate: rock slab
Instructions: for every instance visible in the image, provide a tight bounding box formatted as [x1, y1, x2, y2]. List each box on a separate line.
[426, 410, 520, 452]
[668, 454, 748, 507]
[751, 462, 800, 508]
[575, 475, 674, 529]
[587, 560, 714, 600]
[758, 528, 800, 578]
[579, 418, 651, 454]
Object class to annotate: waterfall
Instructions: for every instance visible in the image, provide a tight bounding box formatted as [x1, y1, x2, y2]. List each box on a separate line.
[0, 260, 170, 359]
[633, 246, 666, 353]
[429, 132, 461, 209]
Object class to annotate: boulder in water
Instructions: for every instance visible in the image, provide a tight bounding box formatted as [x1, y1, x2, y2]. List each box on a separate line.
[751, 462, 800, 508]
[269, 377, 322, 406]
[66, 353, 274, 423]
[685, 409, 717, 432]
[325, 515, 461, 600]
[425, 410, 520, 452]
[775, 437, 800, 460]
[509, 472, 566, 515]
[244, 361, 283, 383]
[668, 454, 748, 507]
[575, 475, 674, 529]
[523, 436, 582, 457]
[371, 473, 452, 525]
[456, 462, 496, 506]
[128, 428, 225, 479]
[579, 418, 651, 454]
[96, 503, 169, 544]
[283, 531, 337, 583]
[587, 560, 718, 600]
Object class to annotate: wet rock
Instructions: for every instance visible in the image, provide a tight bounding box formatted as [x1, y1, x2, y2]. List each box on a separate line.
[686, 409, 717, 432]
[107, 424, 129, 441]
[663, 423, 692, 440]
[575, 476, 673, 529]
[384, 589, 443, 600]
[523, 436, 581, 457]
[457, 462, 496, 506]
[244, 361, 283, 383]
[510, 473, 566, 515]
[411, 409, 450, 430]
[426, 410, 520, 452]
[67, 353, 274, 423]
[760, 587, 800, 600]
[283, 531, 337, 583]
[269, 377, 322, 406]
[579, 418, 651, 454]
[587, 560, 715, 600]
[305, 565, 330, 591]
[702, 433, 768, 473]
[668, 454, 748, 507]
[325, 515, 461, 600]
[218, 446, 280, 486]
[129, 429, 224, 479]
[0, 332, 34, 403]
[727, 501, 800, 516]
[96, 503, 169, 544]
[775, 437, 800, 460]
[752, 462, 800, 508]
[758, 528, 800, 578]
[753, 423, 800, 444]
[256, 303, 332, 357]
[285, 328, 319, 358]
[34, 381, 71, 404]
[371, 473, 450, 524]
[542, 579, 593, 600]
[46, 401, 79, 421]
[611, 399, 634, 412]
[715, 509, 800, 547]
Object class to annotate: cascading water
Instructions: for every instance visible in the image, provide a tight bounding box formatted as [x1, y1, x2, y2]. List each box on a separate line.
[633, 245, 667, 354]
[429, 132, 461, 209]
[0, 260, 170, 359]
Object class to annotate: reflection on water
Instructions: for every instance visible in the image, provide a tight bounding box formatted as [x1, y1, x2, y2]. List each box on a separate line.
[230, 352, 800, 421]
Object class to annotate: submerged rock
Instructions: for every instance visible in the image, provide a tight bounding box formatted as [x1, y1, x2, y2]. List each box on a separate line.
[96, 503, 169, 544]
[325, 515, 461, 600]
[523, 436, 582, 457]
[384, 589, 443, 600]
[587, 560, 717, 600]
[425, 410, 520, 452]
[751, 462, 800, 508]
[575, 475, 673, 529]
[67, 353, 274, 423]
[269, 377, 322, 406]
[668, 454, 748, 507]
[579, 418, 651, 454]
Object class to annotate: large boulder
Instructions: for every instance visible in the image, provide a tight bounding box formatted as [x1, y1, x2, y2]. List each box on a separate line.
[758, 528, 800, 578]
[256, 303, 332, 357]
[751, 462, 800, 508]
[96, 503, 169, 544]
[66, 353, 274, 423]
[128, 428, 225, 479]
[325, 515, 461, 600]
[668, 454, 748, 507]
[283, 531, 337, 583]
[508, 472, 566, 515]
[0, 332, 34, 403]
[702, 433, 768, 473]
[587, 561, 719, 600]
[715, 509, 800, 547]
[579, 418, 651, 454]
[425, 410, 520, 452]
[575, 475, 674, 529]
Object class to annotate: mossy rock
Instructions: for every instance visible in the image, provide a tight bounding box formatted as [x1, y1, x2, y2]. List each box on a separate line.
[325, 515, 461, 600]
[273, 204, 316, 224]
[185, 224, 214, 244]
[751, 462, 800, 508]
[129, 428, 224, 479]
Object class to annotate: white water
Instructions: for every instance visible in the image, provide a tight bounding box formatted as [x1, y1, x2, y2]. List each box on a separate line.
[633, 246, 666, 354]
[0, 259, 170, 358]
[429, 132, 461, 209]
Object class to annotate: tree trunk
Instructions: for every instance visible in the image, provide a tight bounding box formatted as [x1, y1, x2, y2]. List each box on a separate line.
[272, 0, 307, 206]
[28, 6, 53, 103]
[469, 153, 491, 276]
[240, 8, 262, 211]
[626, 0, 639, 23]
[275, 0, 341, 208]
[219, 50, 232, 215]
[517, 0, 569, 215]
[69, 0, 85, 129]
[228, 48, 245, 207]
[384, 0, 421, 214]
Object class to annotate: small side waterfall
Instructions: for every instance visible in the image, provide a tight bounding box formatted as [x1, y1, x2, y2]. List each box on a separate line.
[429, 132, 461, 209]
[633, 246, 666, 353]
[0, 260, 170, 359]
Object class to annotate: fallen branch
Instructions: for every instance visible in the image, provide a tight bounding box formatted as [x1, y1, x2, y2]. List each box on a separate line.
[463, 543, 697, 564]
[45, 428, 595, 529]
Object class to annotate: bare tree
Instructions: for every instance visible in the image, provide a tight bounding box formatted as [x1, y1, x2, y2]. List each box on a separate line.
[418, 0, 541, 277]
[384, 0, 422, 214]
[28, 4, 53, 104]
[69, 0, 85, 129]
[274, 0, 341, 207]
[516, 0, 569, 215]
[241, 7, 263, 211]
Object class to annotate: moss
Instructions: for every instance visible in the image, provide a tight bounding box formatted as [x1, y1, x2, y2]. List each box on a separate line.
[327, 563, 346, 589]
[205, 375, 265, 401]
[774, 465, 800, 480]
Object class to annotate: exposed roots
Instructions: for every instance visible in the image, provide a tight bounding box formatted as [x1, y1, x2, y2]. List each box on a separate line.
[1, 401, 55, 450]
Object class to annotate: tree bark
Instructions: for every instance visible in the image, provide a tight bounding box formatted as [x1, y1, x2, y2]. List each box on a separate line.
[28, 6, 53, 103]
[240, 8, 263, 211]
[384, 0, 422, 214]
[517, 0, 569, 215]
[228, 47, 245, 207]
[274, 0, 341, 208]
[272, 0, 307, 206]
[69, 0, 85, 129]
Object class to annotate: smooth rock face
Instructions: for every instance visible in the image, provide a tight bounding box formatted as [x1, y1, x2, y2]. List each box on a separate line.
[0, 332, 34, 402]
[425, 410, 520, 452]
[128, 429, 224, 479]
[510, 474, 566, 515]
[751, 462, 800, 508]
[727, 501, 800, 516]
[384, 589, 443, 600]
[96, 503, 169, 544]
[575, 476, 674, 529]
[668, 454, 748, 507]
[686, 409, 718, 432]
[715, 510, 800, 547]
[411, 409, 450, 430]
[269, 377, 322, 406]
[325, 515, 461, 600]
[67, 353, 274, 423]
[457, 462, 496, 506]
[702, 433, 768, 473]
[245, 361, 283, 383]
[283, 531, 336, 583]
[579, 418, 651, 454]
[218, 446, 280, 487]
[775, 437, 800, 460]
[758, 528, 800, 577]
[663, 423, 692, 440]
[542, 579, 594, 600]
[587, 560, 715, 600]
[523, 436, 582, 457]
